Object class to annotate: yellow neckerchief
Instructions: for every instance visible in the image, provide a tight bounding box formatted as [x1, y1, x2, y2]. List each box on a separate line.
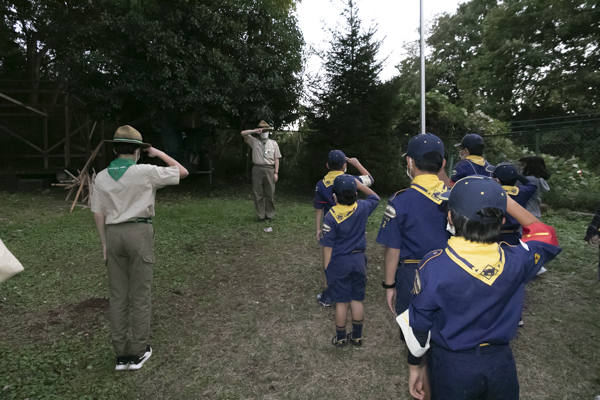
[329, 203, 358, 224]
[445, 236, 505, 286]
[410, 174, 448, 205]
[322, 170, 344, 187]
[502, 185, 519, 196]
[466, 155, 486, 166]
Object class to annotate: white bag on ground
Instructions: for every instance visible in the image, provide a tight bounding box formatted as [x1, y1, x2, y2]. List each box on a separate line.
[0, 239, 24, 282]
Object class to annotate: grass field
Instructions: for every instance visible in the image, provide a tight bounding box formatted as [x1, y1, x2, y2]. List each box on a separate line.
[1, 186, 599, 400]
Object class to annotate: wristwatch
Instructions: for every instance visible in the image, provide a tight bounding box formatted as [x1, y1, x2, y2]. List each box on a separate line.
[381, 280, 396, 289]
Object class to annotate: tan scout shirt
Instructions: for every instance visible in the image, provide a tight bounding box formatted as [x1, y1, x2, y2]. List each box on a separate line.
[91, 164, 180, 225]
[245, 135, 281, 165]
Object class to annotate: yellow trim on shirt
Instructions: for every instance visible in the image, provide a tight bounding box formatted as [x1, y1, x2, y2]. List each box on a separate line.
[323, 170, 344, 188]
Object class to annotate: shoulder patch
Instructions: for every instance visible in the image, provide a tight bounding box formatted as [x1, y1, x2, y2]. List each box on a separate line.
[384, 205, 397, 218]
[322, 223, 331, 233]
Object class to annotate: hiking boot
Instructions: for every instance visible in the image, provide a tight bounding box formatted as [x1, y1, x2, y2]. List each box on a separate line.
[128, 345, 152, 371]
[317, 289, 332, 307]
[115, 356, 129, 371]
[331, 335, 348, 348]
[347, 332, 363, 348]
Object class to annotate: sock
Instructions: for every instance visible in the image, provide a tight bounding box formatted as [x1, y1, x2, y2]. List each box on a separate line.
[336, 325, 346, 341]
[352, 319, 363, 339]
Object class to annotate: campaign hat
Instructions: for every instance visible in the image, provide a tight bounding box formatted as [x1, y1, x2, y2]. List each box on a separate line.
[105, 125, 150, 148]
[403, 133, 444, 161]
[257, 120, 273, 131]
[333, 174, 357, 195]
[449, 176, 507, 222]
[328, 150, 346, 169]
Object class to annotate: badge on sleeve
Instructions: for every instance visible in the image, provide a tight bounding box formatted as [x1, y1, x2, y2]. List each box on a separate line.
[384, 205, 397, 219]
[412, 270, 421, 295]
[534, 253, 541, 265]
[323, 223, 331, 233]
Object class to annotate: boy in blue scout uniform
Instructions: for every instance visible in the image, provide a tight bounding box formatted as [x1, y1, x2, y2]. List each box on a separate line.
[314, 150, 374, 307]
[377, 133, 451, 318]
[451, 133, 494, 184]
[319, 174, 379, 347]
[398, 176, 562, 400]
[493, 162, 537, 245]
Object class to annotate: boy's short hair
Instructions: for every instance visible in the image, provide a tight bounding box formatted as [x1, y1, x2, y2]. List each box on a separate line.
[113, 142, 141, 155]
[450, 207, 503, 244]
[414, 151, 444, 173]
[336, 189, 358, 206]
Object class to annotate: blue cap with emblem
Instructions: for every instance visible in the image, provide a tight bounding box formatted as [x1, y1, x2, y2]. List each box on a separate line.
[333, 174, 357, 195]
[328, 150, 346, 169]
[449, 176, 507, 222]
[492, 162, 518, 184]
[455, 133, 484, 150]
[403, 133, 445, 161]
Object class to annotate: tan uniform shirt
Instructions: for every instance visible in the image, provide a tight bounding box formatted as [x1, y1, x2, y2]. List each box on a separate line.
[245, 135, 281, 165]
[91, 164, 180, 224]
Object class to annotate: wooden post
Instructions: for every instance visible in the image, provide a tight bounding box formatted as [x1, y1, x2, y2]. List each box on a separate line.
[86, 113, 91, 157]
[64, 93, 70, 167]
[43, 109, 48, 169]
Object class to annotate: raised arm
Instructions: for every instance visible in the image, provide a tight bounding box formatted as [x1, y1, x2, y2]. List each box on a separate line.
[347, 157, 374, 185]
[506, 195, 539, 227]
[241, 128, 261, 143]
[143, 147, 189, 178]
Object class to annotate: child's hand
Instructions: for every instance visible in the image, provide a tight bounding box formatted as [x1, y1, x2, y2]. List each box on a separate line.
[143, 147, 161, 158]
[346, 157, 360, 167]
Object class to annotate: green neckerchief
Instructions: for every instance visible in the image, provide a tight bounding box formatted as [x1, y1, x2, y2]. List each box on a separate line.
[107, 158, 136, 181]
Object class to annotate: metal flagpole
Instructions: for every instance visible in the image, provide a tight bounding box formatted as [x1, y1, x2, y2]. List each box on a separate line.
[420, 0, 425, 135]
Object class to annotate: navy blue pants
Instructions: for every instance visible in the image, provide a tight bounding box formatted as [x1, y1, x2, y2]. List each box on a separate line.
[428, 343, 519, 400]
[395, 261, 419, 315]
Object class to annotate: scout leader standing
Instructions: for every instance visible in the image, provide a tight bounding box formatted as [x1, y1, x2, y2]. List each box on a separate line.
[376, 133, 451, 318]
[241, 121, 282, 222]
[314, 150, 373, 307]
[451, 133, 494, 184]
[92, 125, 188, 371]
[398, 176, 561, 400]
[319, 175, 379, 347]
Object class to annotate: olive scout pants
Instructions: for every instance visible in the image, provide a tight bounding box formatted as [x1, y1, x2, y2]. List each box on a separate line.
[105, 222, 154, 358]
[252, 164, 276, 220]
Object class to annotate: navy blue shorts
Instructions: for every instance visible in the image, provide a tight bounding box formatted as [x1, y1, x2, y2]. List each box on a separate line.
[395, 261, 419, 315]
[429, 342, 519, 400]
[325, 253, 367, 303]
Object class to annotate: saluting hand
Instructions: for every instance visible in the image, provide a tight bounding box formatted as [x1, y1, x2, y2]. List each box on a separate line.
[143, 147, 161, 158]
[346, 157, 360, 167]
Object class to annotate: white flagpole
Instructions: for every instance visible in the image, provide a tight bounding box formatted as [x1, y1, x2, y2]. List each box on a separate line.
[420, 0, 426, 135]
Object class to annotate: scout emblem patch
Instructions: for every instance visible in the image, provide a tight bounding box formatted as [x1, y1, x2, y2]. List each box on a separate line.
[322, 223, 331, 233]
[384, 205, 396, 218]
[412, 270, 421, 294]
[534, 253, 541, 265]
[502, 185, 520, 196]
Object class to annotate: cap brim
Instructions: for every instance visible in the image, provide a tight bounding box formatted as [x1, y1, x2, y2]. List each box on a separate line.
[105, 139, 151, 148]
[454, 142, 462, 147]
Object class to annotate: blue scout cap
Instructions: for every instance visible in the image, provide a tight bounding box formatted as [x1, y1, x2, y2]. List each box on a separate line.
[455, 133, 484, 150]
[403, 133, 444, 161]
[328, 150, 346, 169]
[333, 174, 357, 195]
[492, 162, 518, 183]
[449, 176, 507, 222]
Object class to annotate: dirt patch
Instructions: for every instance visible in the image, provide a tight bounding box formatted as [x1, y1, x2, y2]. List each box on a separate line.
[73, 297, 109, 312]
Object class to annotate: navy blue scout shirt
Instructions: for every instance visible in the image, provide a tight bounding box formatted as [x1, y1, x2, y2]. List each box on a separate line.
[376, 174, 449, 260]
[451, 156, 494, 182]
[314, 171, 371, 214]
[409, 223, 561, 351]
[320, 194, 380, 257]
[501, 180, 537, 234]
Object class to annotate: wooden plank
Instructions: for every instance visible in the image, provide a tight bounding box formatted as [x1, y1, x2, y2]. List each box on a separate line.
[46, 120, 90, 153]
[0, 123, 45, 154]
[0, 92, 48, 117]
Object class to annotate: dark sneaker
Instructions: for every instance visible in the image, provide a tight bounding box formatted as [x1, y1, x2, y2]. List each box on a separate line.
[128, 345, 152, 371]
[317, 289, 332, 307]
[347, 332, 363, 348]
[115, 356, 129, 371]
[331, 335, 348, 348]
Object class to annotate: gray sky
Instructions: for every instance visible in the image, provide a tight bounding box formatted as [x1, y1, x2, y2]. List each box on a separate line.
[296, 0, 466, 82]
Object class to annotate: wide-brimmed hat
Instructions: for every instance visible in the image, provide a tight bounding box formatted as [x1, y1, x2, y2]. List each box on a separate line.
[257, 120, 273, 131]
[105, 125, 151, 148]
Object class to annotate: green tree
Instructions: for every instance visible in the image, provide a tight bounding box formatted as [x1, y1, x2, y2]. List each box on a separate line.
[304, 0, 400, 192]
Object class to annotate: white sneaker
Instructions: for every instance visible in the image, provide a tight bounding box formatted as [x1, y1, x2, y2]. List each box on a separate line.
[115, 356, 130, 371]
[519, 319, 524, 327]
[536, 266, 547, 276]
[128, 345, 152, 371]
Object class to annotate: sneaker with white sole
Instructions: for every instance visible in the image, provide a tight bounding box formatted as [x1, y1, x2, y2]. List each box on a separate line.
[128, 345, 152, 371]
[115, 356, 130, 371]
[347, 332, 363, 348]
[317, 289, 333, 307]
[331, 335, 348, 348]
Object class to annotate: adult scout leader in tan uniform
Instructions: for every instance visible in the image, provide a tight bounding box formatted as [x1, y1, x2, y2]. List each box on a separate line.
[91, 125, 188, 371]
[241, 121, 282, 221]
